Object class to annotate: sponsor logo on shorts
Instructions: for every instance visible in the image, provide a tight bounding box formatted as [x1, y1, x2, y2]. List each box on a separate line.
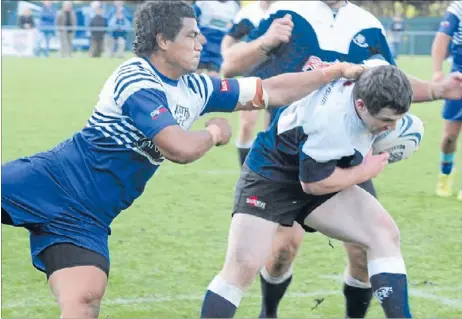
[374, 287, 393, 304]
[246, 196, 266, 209]
[220, 79, 229, 92]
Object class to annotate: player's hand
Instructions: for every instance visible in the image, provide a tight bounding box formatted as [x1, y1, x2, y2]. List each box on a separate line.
[432, 71, 462, 100]
[432, 71, 445, 82]
[339, 62, 367, 80]
[260, 14, 294, 53]
[360, 150, 389, 180]
[205, 118, 232, 146]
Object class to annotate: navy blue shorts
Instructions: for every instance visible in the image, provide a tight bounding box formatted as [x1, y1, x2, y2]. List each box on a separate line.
[1, 152, 110, 273]
[442, 65, 462, 122]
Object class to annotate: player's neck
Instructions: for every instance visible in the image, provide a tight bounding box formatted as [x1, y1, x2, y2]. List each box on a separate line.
[328, 1, 347, 9]
[147, 54, 182, 82]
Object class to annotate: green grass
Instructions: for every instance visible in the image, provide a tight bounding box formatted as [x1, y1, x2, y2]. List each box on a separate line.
[1, 56, 462, 318]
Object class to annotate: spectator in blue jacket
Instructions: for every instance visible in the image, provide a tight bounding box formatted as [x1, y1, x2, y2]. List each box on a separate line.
[109, 8, 130, 58]
[35, 1, 56, 57]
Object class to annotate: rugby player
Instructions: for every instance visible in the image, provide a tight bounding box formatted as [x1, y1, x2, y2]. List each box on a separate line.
[1, 1, 366, 318]
[219, 1, 462, 317]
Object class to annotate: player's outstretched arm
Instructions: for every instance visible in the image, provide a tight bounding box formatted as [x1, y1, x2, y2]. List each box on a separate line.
[408, 73, 462, 102]
[232, 62, 365, 111]
[262, 62, 365, 108]
[153, 118, 231, 165]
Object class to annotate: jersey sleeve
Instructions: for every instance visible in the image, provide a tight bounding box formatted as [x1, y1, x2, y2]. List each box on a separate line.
[228, 5, 256, 40]
[117, 77, 178, 139]
[438, 11, 460, 37]
[376, 29, 396, 65]
[228, 18, 256, 40]
[360, 26, 396, 66]
[246, 9, 289, 42]
[186, 73, 240, 115]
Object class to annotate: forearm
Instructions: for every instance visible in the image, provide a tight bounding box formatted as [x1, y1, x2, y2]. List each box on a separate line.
[302, 166, 366, 195]
[432, 33, 450, 73]
[221, 36, 239, 57]
[408, 76, 435, 102]
[263, 64, 344, 107]
[221, 37, 269, 77]
[156, 129, 215, 165]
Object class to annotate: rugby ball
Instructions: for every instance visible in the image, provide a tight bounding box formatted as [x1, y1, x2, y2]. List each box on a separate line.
[372, 113, 424, 164]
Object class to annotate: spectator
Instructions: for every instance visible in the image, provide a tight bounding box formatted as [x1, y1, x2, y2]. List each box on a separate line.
[89, 6, 107, 58]
[389, 13, 405, 60]
[109, 8, 130, 58]
[82, 1, 102, 38]
[18, 8, 35, 29]
[56, 1, 77, 58]
[35, 1, 56, 57]
[104, 1, 128, 56]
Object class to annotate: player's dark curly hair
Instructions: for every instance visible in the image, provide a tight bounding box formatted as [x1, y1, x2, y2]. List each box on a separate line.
[132, 1, 196, 57]
[353, 65, 413, 116]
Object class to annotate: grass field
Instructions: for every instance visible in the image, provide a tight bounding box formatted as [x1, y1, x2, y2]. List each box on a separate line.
[1, 55, 462, 318]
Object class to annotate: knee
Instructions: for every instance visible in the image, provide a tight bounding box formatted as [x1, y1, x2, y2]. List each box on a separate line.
[269, 226, 303, 275]
[442, 134, 458, 146]
[224, 251, 264, 289]
[277, 230, 303, 263]
[58, 288, 104, 318]
[346, 244, 368, 277]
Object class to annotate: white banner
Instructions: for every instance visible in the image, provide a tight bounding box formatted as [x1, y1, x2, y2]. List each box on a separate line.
[2, 28, 37, 57]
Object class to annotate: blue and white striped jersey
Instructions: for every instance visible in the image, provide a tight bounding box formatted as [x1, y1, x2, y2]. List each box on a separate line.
[438, 1, 462, 66]
[52, 57, 240, 227]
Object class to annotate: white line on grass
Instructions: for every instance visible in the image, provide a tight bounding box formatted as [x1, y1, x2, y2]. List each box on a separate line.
[3, 287, 461, 310]
[158, 169, 239, 176]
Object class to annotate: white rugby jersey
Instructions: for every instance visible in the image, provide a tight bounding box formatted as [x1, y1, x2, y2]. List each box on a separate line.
[246, 57, 389, 183]
[52, 57, 240, 226]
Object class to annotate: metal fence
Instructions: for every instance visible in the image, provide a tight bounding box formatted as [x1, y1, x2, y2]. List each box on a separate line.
[2, 25, 439, 57]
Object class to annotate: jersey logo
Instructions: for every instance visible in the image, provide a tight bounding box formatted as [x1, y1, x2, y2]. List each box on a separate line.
[440, 20, 450, 28]
[220, 79, 229, 92]
[302, 56, 334, 72]
[135, 137, 164, 164]
[353, 33, 369, 48]
[175, 105, 190, 126]
[151, 106, 168, 120]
